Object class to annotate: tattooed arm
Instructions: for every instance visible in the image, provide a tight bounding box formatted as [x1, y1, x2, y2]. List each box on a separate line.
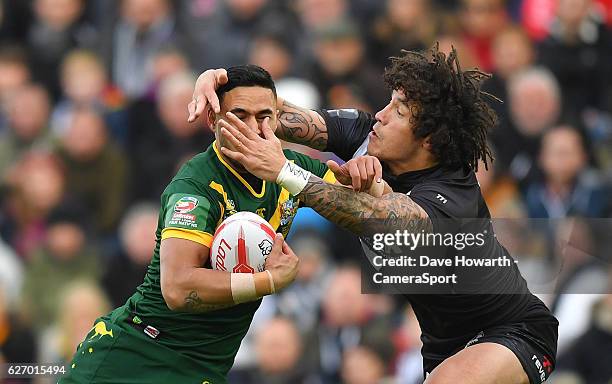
[159, 235, 298, 313]
[298, 175, 433, 235]
[275, 98, 328, 150]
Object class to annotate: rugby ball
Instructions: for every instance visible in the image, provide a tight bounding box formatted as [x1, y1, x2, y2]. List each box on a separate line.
[210, 211, 276, 273]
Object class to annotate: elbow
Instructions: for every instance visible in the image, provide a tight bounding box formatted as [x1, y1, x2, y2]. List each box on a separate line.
[161, 283, 185, 311]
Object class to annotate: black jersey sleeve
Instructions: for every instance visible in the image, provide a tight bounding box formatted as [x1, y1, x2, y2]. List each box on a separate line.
[407, 170, 483, 225]
[319, 109, 376, 161]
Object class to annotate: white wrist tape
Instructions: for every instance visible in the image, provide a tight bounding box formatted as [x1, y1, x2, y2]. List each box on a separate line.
[230, 273, 257, 304]
[266, 270, 275, 294]
[276, 160, 312, 195]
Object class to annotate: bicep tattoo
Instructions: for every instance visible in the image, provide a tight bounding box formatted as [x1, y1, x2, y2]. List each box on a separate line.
[277, 100, 328, 150]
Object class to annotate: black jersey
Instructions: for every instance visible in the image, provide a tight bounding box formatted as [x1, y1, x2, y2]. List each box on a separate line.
[320, 108, 555, 340]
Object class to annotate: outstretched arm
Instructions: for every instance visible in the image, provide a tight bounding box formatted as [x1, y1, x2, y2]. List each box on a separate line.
[296, 175, 432, 235]
[217, 113, 431, 235]
[189, 68, 328, 150]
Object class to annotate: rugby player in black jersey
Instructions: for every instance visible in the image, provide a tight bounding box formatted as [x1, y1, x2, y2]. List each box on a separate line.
[189, 46, 558, 384]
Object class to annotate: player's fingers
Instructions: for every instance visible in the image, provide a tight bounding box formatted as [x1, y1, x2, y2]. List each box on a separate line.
[226, 112, 258, 140]
[220, 127, 245, 151]
[348, 161, 361, 191]
[272, 233, 284, 253]
[204, 89, 220, 114]
[374, 156, 383, 183]
[215, 69, 228, 86]
[219, 119, 251, 147]
[261, 117, 277, 142]
[220, 146, 247, 164]
[326, 160, 349, 185]
[358, 158, 371, 191]
[187, 100, 197, 122]
[281, 239, 296, 257]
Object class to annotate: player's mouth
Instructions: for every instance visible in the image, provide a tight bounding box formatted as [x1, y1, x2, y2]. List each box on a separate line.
[370, 130, 380, 139]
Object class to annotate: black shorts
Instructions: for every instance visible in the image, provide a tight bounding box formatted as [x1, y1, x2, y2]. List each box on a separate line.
[422, 302, 558, 384]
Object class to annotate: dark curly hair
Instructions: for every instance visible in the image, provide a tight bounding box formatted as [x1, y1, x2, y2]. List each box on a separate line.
[383, 44, 497, 171]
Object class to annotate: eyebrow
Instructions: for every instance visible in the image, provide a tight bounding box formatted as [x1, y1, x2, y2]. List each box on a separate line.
[230, 108, 274, 115]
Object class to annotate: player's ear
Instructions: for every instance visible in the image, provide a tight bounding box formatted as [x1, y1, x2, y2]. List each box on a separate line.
[422, 136, 432, 151]
[206, 108, 216, 132]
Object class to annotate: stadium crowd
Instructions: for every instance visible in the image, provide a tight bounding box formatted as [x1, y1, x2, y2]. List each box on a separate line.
[0, 0, 610, 383]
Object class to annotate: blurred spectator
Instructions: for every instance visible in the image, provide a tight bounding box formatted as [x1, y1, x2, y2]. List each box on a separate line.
[0, 45, 31, 109]
[275, 230, 334, 333]
[197, 0, 294, 70]
[27, 0, 98, 100]
[144, 45, 190, 100]
[0, 286, 37, 380]
[476, 157, 527, 218]
[22, 206, 99, 329]
[248, 32, 295, 81]
[367, 0, 434, 70]
[295, 0, 349, 32]
[309, 19, 387, 112]
[341, 345, 388, 384]
[52, 49, 127, 144]
[0, 238, 23, 308]
[0, 84, 53, 177]
[550, 218, 608, 354]
[526, 126, 608, 218]
[554, 295, 612, 384]
[538, 0, 612, 116]
[55, 107, 127, 234]
[102, 0, 183, 98]
[310, 265, 394, 383]
[1, 151, 66, 258]
[0, 0, 33, 44]
[484, 25, 535, 121]
[39, 280, 110, 365]
[394, 306, 423, 384]
[495, 67, 562, 184]
[239, 317, 311, 383]
[459, 0, 509, 72]
[248, 31, 321, 110]
[102, 203, 158, 307]
[127, 71, 213, 203]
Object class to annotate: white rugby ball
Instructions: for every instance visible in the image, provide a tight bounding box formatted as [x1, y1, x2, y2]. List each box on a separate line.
[210, 211, 276, 273]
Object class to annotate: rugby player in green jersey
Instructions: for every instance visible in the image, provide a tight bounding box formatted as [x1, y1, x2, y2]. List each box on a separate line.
[59, 65, 338, 384]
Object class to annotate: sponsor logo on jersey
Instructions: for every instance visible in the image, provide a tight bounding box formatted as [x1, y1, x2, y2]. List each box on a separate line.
[532, 354, 552, 383]
[174, 196, 199, 213]
[88, 321, 114, 341]
[435, 193, 448, 204]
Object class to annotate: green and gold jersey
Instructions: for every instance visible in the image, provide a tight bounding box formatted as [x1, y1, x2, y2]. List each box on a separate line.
[119, 142, 335, 379]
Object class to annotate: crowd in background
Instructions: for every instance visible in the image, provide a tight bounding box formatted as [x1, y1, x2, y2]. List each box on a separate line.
[0, 0, 611, 383]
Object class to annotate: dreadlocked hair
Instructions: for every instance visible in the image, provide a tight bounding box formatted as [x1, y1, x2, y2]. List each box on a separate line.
[383, 43, 497, 171]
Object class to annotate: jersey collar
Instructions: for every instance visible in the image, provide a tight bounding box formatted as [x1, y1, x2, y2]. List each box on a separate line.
[212, 141, 266, 198]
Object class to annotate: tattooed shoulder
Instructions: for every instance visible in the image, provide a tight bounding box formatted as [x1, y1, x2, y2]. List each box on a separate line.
[277, 100, 328, 150]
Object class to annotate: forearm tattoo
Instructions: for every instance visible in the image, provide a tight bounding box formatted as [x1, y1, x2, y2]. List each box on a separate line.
[183, 291, 234, 313]
[298, 176, 433, 235]
[277, 100, 328, 150]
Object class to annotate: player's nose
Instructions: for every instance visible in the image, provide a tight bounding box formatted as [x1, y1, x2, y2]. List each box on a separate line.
[375, 104, 389, 124]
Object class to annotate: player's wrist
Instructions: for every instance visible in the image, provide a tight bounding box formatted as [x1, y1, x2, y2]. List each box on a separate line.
[276, 160, 312, 195]
[253, 270, 275, 296]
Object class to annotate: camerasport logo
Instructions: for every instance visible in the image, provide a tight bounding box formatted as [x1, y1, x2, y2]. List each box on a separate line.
[174, 196, 198, 214]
